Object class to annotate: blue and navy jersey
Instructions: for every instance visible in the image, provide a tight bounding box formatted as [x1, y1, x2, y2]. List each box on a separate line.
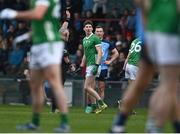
[100, 39, 116, 70]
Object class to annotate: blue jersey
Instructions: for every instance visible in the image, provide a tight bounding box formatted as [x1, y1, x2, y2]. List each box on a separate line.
[135, 8, 144, 43]
[100, 39, 116, 70]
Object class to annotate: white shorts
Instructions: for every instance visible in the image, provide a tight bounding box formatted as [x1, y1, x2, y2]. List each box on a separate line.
[86, 65, 99, 77]
[29, 41, 64, 70]
[145, 32, 180, 65]
[125, 63, 139, 80]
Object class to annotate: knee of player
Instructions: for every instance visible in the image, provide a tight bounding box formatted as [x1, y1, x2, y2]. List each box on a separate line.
[98, 86, 105, 92]
[84, 87, 91, 92]
[98, 81, 106, 89]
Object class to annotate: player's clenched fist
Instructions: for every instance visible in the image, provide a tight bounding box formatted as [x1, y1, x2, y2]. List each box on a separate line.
[0, 8, 17, 19]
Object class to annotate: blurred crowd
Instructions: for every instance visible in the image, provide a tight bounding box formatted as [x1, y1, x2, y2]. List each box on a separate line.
[0, 0, 136, 81]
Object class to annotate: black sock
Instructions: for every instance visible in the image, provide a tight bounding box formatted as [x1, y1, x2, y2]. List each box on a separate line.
[87, 103, 92, 107]
[173, 121, 180, 133]
[114, 112, 128, 126]
[52, 103, 57, 112]
[51, 96, 57, 112]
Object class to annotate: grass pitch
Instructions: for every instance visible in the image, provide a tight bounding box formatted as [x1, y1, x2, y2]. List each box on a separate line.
[0, 104, 173, 133]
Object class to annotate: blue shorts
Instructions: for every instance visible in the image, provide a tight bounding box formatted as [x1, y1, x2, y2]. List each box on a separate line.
[96, 69, 108, 81]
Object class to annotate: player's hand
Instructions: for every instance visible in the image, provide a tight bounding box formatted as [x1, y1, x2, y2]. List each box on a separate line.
[92, 64, 99, 75]
[66, 10, 70, 19]
[0, 8, 17, 19]
[104, 60, 111, 65]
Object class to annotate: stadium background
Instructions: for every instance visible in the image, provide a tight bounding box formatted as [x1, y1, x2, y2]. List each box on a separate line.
[0, 0, 158, 106]
[0, 0, 160, 107]
[0, 0, 170, 133]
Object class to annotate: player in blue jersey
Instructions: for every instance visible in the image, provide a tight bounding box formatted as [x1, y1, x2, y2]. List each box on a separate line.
[95, 26, 119, 99]
[85, 25, 119, 114]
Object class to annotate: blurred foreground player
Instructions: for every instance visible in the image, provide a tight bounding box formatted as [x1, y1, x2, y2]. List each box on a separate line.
[0, 0, 70, 132]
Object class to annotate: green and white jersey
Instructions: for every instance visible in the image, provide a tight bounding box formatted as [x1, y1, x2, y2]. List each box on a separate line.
[128, 38, 142, 66]
[83, 33, 101, 66]
[31, 0, 61, 44]
[147, 0, 180, 34]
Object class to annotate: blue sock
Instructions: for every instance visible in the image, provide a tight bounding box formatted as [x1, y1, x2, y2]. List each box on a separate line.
[114, 113, 128, 126]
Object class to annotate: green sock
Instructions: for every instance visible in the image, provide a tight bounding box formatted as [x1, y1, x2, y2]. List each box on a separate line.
[32, 113, 40, 126]
[61, 114, 68, 124]
[91, 103, 97, 110]
[97, 100, 104, 106]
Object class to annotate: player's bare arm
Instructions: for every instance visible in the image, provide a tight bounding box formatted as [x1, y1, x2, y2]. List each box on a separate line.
[123, 52, 130, 70]
[177, 0, 180, 12]
[141, 0, 151, 25]
[0, 4, 49, 20]
[17, 5, 48, 20]
[80, 54, 86, 67]
[60, 10, 70, 41]
[61, 10, 70, 29]
[104, 48, 119, 65]
[95, 45, 102, 65]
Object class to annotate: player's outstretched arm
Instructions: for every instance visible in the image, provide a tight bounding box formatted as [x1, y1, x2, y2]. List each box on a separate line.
[60, 10, 71, 41]
[61, 10, 71, 30]
[0, 2, 49, 20]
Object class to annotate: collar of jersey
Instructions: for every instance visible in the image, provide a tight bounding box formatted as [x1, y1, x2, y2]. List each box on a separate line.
[85, 33, 93, 39]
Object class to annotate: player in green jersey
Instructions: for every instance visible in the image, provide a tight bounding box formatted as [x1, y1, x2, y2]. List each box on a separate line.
[0, 0, 70, 132]
[123, 38, 142, 84]
[144, 0, 180, 132]
[79, 20, 107, 114]
[85, 25, 119, 114]
[118, 38, 142, 114]
[110, 0, 180, 133]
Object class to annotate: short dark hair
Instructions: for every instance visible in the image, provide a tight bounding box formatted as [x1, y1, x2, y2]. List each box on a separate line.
[83, 20, 93, 27]
[95, 25, 104, 29]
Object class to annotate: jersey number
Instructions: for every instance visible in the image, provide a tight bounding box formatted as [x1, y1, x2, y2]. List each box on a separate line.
[129, 42, 141, 53]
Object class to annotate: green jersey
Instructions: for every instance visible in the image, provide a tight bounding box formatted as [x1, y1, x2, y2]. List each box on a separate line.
[128, 38, 142, 66]
[83, 33, 101, 66]
[31, 0, 61, 44]
[147, 0, 180, 34]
